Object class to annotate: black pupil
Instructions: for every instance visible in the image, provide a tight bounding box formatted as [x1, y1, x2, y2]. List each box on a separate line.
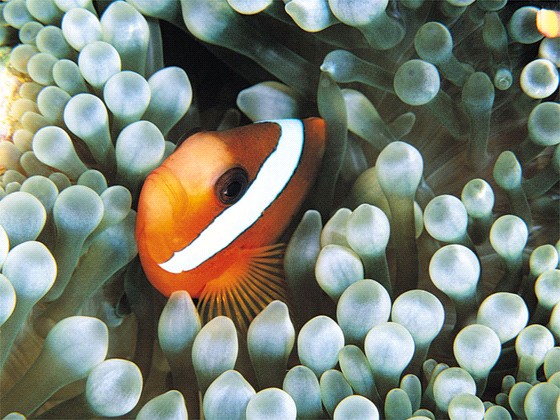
[225, 181, 242, 198]
[216, 167, 248, 205]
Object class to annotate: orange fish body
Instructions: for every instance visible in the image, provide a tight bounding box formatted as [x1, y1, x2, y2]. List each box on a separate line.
[136, 118, 326, 326]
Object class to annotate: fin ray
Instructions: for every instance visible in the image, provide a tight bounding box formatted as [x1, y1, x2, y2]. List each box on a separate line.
[197, 244, 288, 333]
[244, 275, 286, 302]
[228, 286, 253, 328]
[235, 278, 263, 313]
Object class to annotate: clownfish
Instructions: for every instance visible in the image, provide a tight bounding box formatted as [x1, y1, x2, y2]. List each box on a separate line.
[136, 118, 326, 329]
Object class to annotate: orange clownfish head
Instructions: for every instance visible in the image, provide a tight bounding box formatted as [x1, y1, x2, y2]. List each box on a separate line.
[136, 118, 325, 324]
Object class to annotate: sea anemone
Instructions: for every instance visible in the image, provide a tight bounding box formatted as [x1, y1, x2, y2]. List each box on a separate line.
[1, 0, 559, 418]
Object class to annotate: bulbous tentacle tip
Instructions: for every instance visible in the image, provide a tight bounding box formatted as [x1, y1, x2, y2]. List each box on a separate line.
[536, 9, 560, 39]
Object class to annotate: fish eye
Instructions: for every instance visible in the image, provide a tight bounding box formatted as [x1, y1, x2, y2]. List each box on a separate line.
[215, 167, 249, 205]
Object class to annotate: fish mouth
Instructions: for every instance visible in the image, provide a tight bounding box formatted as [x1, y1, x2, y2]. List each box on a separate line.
[137, 167, 190, 264]
[146, 167, 189, 217]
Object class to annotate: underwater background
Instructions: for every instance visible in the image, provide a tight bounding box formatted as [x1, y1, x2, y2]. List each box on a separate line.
[0, 0, 559, 418]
